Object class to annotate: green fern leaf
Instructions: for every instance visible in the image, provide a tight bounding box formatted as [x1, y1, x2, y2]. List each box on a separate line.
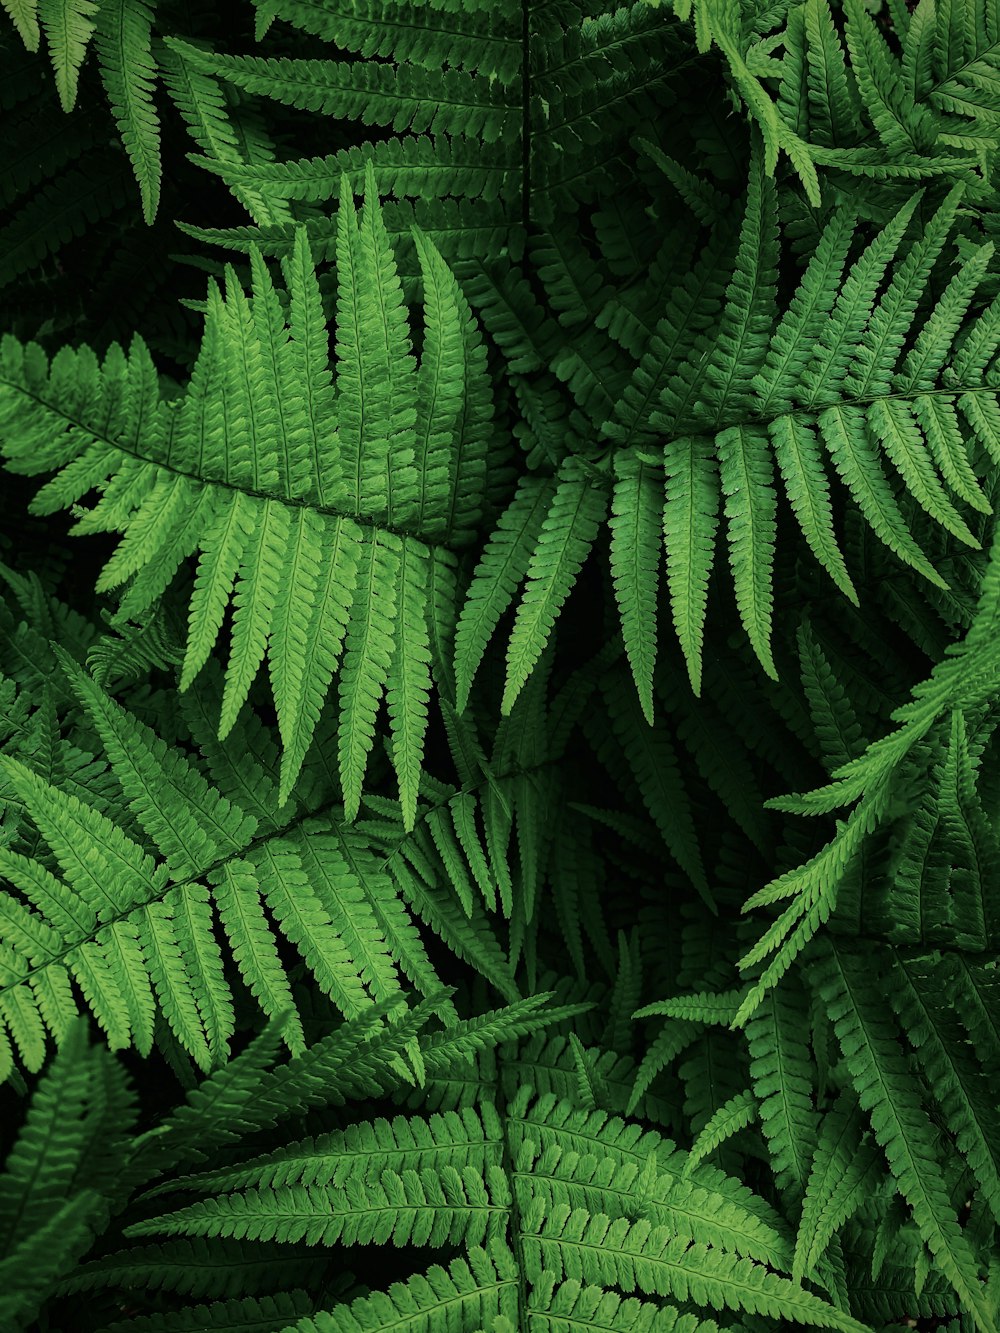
[1, 0, 40, 47]
[338, 533, 401, 822]
[662, 435, 720, 696]
[386, 541, 433, 832]
[609, 451, 662, 724]
[799, 194, 922, 411]
[212, 862, 304, 1053]
[37, 0, 99, 111]
[793, 1090, 882, 1283]
[817, 401, 945, 586]
[220, 499, 291, 738]
[700, 142, 779, 425]
[815, 939, 995, 1331]
[525, 1200, 869, 1331]
[169, 1105, 501, 1196]
[0, 180, 491, 811]
[270, 511, 361, 805]
[94, 0, 161, 222]
[454, 477, 556, 713]
[164, 38, 519, 143]
[891, 951, 1000, 1228]
[751, 205, 856, 416]
[128, 1165, 511, 1248]
[502, 463, 608, 716]
[843, 0, 928, 151]
[717, 423, 778, 680]
[802, 0, 863, 147]
[57, 650, 257, 878]
[866, 396, 979, 547]
[775, 414, 858, 599]
[848, 185, 965, 400]
[158, 43, 293, 228]
[251, 840, 371, 1022]
[251, 0, 519, 78]
[0, 1020, 134, 1329]
[276, 1246, 516, 1332]
[634, 991, 743, 1027]
[683, 1090, 758, 1176]
[526, 1275, 727, 1332]
[746, 976, 818, 1199]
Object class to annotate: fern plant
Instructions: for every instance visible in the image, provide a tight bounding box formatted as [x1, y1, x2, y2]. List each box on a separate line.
[4, 0, 1000, 1331]
[0, 166, 496, 822]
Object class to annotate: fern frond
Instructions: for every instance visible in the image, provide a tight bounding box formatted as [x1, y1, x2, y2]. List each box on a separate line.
[277, 1245, 517, 1333]
[682, 1090, 758, 1176]
[158, 43, 292, 228]
[524, 1200, 868, 1331]
[454, 477, 555, 713]
[129, 1165, 511, 1248]
[699, 142, 779, 426]
[891, 951, 1000, 1228]
[501, 461, 608, 716]
[253, 0, 520, 79]
[0, 669, 526, 1067]
[794, 1090, 882, 1283]
[37, 0, 99, 112]
[0, 1019, 135, 1329]
[58, 650, 256, 878]
[609, 451, 661, 723]
[797, 621, 867, 769]
[165, 39, 520, 144]
[635, 991, 743, 1027]
[1, 0, 40, 49]
[717, 423, 778, 681]
[164, 1105, 502, 1197]
[523, 1274, 727, 1333]
[510, 1091, 794, 1271]
[814, 939, 995, 1331]
[801, 0, 862, 148]
[0, 183, 492, 818]
[662, 435, 720, 695]
[94, 0, 161, 223]
[745, 975, 818, 1199]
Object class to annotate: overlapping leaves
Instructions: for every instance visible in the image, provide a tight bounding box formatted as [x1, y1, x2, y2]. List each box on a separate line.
[0, 166, 494, 823]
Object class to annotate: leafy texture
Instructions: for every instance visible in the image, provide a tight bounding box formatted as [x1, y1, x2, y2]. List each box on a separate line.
[2, 1, 1000, 1330]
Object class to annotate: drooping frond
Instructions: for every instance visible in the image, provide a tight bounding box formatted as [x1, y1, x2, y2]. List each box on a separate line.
[0, 0, 170, 224]
[93, 0, 161, 223]
[36, 0, 100, 112]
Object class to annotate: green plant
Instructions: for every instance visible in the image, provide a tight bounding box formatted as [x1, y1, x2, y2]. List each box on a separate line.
[2, 1, 1000, 1330]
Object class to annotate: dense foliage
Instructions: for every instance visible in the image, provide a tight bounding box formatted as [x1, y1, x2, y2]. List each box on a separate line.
[2, 0, 1000, 1330]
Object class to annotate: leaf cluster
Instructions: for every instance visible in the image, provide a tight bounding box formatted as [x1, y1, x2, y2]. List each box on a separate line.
[3, 1, 1000, 1331]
